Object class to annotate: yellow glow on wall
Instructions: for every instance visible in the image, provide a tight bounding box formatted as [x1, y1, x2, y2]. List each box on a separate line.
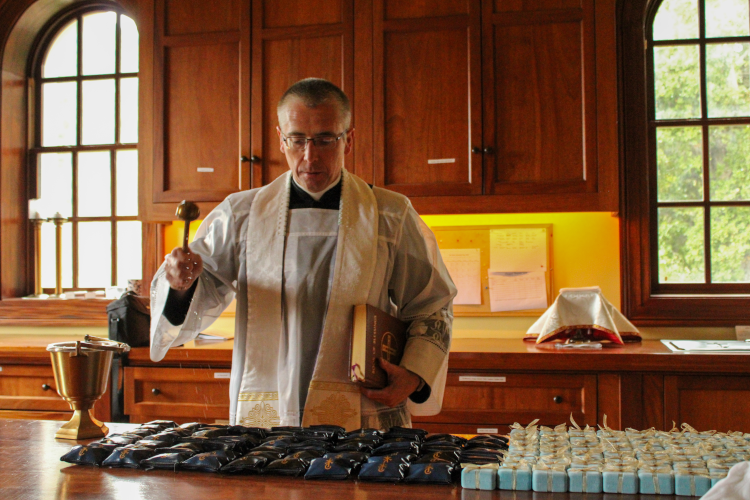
[163, 220, 203, 257]
[421, 212, 621, 308]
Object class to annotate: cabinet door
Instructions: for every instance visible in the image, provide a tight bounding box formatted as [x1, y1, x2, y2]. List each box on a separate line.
[142, 0, 251, 220]
[249, 0, 354, 187]
[664, 375, 750, 433]
[483, 0, 595, 198]
[412, 372, 597, 433]
[124, 367, 231, 424]
[369, 0, 482, 196]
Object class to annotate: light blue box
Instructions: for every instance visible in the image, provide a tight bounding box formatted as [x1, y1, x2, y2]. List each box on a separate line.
[602, 470, 639, 494]
[709, 472, 728, 488]
[498, 465, 532, 491]
[532, 468, 568, 492]
[638, 470, 674, 495]
[568, 469, 602, 493]
[674, 471, 711, 497]
[461, 466, 498, 490]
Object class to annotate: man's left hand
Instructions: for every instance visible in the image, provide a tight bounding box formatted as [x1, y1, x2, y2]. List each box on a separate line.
[360, 358, 421, 408]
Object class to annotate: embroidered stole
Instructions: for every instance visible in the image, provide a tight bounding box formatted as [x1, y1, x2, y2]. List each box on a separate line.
[237, 169, 379, 430]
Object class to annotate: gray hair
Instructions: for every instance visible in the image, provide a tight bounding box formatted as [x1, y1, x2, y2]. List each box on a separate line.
[277, 78, 351, 129]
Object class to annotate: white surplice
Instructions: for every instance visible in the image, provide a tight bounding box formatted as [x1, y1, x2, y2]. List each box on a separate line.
[149, 169, 456, 430]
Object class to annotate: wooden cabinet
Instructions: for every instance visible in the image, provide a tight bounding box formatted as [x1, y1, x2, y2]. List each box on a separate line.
[663, 375, 750, 433]
[413, 371, 597, 434]
[140, 0, 251, 221]
[139, 0, 618, 221]
[124, 366, 231, 424]
[368, 0, 482, 197]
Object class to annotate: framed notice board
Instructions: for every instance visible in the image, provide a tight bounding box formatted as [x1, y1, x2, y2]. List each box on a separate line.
[432, 225, 554, 317]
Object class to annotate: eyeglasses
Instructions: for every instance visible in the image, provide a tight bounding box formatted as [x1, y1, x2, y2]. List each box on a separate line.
[281, 130, 348, 151]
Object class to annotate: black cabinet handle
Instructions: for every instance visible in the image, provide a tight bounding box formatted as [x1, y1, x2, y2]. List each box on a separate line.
[250, 155, 261, 163]
[553, 395, 563, 404]
[483, 147, 494, 155]
[152, 388, 161, 396]
[240, 156, 250, 162]
[471, 147, 482, 154]
[41, 383, 51, 391]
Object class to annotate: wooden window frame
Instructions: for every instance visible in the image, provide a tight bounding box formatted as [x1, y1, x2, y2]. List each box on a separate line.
[620, 0, 750, 326]
[0, 0, 160, 327]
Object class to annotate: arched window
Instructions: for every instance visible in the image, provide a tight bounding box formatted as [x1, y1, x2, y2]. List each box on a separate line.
[32, 6, 140, 293]
[621, 0, 750, 324]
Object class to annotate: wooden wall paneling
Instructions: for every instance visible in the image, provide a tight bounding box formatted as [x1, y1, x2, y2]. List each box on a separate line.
[250, 0, 354, 188]
[618, 372, 644, 430]
[597, 372, 621, 430]
[642, 373, 665, 431]
[372, 0, 482, 197]
[483, 3, 597, 197]
[664, 375, 750, 433]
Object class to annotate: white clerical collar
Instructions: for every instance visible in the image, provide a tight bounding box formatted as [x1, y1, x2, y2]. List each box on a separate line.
[292, 171, 342, 201]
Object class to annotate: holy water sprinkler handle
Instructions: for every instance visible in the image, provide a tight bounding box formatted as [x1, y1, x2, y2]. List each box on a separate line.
[175, 200, 200, 252]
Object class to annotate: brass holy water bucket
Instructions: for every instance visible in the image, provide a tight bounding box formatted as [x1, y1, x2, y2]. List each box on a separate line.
[47, 335, 130, 440]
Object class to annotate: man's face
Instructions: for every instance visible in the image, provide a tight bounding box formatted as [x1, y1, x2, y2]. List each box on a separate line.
[277, 98, 354, 193]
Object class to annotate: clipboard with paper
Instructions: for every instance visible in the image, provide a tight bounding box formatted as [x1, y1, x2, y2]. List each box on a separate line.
[434, 225, 553, 317]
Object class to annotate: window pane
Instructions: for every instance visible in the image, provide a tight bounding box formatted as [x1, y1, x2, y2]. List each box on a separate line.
[82, 79, 115, 145]
[658, 207, 705, 283]
[706, 0, 750, 38]
[116, 150, 138, 216]
[120, 77, 138, 144]
[42, 82, 77, 146]
[117, 221, 142, 287]
[653, 0, 699, 41]
[711, 207, 750, 282]
[709, 125, 750, 201]
[41, 221, 73, 289]
[120, 15, 139, 73]
[39, 153, 73, 218]
[78, 222, 112, 288]
[706, 43, 750, 118]
[654, 45, 701, 119]
[657, 126, 704, 202]
[77, 151, 111, 216]
[43, 19, 77, 78]
[82, 11, 116, 75]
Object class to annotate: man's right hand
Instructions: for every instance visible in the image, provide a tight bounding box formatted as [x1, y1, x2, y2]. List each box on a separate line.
[165, 247, 203, 292]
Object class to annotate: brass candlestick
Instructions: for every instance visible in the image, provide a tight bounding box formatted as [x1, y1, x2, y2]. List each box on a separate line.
[25, 215, 48, 299]
[47, 213, 67, 299]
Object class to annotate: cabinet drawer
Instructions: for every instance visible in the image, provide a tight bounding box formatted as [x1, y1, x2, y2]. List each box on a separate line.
[413, 372, 597, 428]
[124, 367, 231, 423]
[0, 365, 69, 411]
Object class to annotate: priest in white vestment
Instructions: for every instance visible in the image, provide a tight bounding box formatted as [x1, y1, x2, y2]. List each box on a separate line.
[149, 78, 456, 430]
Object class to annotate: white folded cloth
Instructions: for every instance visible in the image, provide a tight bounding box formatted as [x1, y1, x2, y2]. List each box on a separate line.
[525, 287, 640, 345]
[701, 461, 750, 500]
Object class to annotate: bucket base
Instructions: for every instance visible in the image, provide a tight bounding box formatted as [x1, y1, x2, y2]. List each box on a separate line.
[55, 409, 108, 440]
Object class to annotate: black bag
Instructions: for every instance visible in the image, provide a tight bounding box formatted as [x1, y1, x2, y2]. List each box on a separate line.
[107, 291, 150, 347]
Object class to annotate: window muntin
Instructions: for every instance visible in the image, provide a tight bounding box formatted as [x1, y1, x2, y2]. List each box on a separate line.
[35, 9, 141, 292]
[650, 0, 750, 286]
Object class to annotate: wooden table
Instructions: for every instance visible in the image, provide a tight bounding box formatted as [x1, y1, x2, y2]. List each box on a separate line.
[2, 419, 696, 500]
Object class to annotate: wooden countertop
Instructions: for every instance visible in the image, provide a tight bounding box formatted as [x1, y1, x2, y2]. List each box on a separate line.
[2, 337, 750, 375]
[0, 418, 691, 499]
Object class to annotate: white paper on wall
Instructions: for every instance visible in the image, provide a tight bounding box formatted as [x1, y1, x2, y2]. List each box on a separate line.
[489, 228, 547, 272]
[440, 248, 482, 305]
[488, 271, 547, 312]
